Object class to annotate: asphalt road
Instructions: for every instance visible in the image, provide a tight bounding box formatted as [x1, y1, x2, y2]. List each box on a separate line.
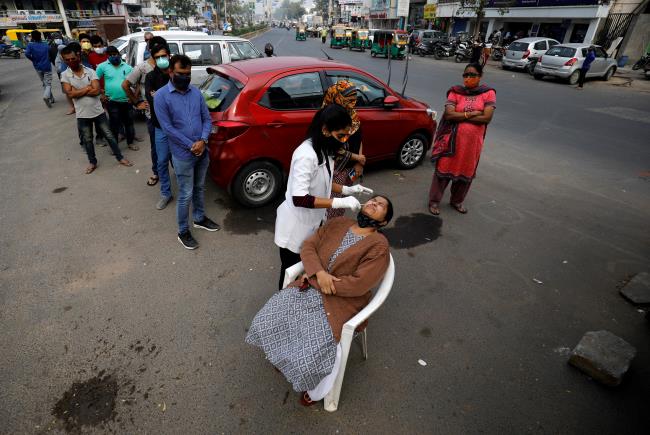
[1, 29, 649, 434]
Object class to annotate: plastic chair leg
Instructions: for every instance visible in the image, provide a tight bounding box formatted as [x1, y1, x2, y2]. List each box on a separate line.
[361, 329, 368, 360]
[324, 329, 353, 412]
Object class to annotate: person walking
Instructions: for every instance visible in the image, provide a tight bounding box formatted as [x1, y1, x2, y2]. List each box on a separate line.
[60, 45, 132, 174]
[154, 54, 220, 249]
[145, 41, 174, 210]
[274, 105, 373, 289]
[123, 36, 167, 187]
[321, 26, 328, 44]
[25, 30, 54, 108]
[321, 80, 366, 219]
[96, 46, 138, 152]
[577, 46, 596, 90]
[428, 63, 496, 215]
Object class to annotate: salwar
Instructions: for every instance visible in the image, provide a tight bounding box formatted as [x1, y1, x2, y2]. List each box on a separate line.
[428, 173, 473, 206]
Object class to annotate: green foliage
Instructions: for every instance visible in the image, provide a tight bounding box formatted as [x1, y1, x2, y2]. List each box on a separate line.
[156, 0, 200, 20]
[231, 24, 268, 36]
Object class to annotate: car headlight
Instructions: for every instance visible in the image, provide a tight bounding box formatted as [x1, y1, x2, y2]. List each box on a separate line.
[426, 108, 437, 120]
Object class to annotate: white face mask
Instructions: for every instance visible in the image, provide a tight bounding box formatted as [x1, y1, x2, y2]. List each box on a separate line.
[93, 47, 106, 54]
[54, 38, 63, 45]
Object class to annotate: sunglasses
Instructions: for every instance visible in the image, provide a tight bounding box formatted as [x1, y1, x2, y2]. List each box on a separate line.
[463, 73, 480, 78]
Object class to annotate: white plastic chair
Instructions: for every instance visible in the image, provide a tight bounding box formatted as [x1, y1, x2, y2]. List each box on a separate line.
[282, 253, 395, 412]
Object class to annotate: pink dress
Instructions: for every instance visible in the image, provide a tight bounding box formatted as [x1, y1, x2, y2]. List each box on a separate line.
[436, 89, 496, 180]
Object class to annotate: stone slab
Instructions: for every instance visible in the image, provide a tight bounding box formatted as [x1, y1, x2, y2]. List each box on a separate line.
[620, 272, 650, 304]
[569, 330, 636, 386]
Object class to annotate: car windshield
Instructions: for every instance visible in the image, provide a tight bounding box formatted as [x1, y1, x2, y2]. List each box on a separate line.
[545, 46, 577, 57]
[200, 73, 242, 112]
[230, 41, 262, 60]
[109, 37, 128, 47]
[509, 42, 529, 51]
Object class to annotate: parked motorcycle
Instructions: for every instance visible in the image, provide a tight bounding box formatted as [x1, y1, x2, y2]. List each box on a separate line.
[526, 55, 540, 75]
[491, 44, 507, 61]
[434, 42, 456, 60]
[632, 53, 649, 70]
[0, 43, 21, 59]
[416, 41, 437, 57]
[454, 42, 471, 63]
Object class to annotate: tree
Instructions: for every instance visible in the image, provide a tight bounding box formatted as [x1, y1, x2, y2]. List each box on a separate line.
[274, 0, 306, 20]
[156, 0, 200, 21]
[458, 0, 514, 40]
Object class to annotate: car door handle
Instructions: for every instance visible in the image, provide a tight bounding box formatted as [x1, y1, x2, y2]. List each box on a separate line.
[267, 122, 285, 128]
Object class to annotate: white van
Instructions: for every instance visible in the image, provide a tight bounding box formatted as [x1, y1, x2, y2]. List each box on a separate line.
[125, 31, 262, 84]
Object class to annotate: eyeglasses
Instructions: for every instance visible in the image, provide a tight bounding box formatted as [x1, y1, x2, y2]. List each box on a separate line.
[462, 73, 480, 78]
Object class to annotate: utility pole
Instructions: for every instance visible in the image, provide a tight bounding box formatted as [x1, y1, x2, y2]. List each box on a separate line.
[328, 0, 332, 25]
[56, 0, 72, 38]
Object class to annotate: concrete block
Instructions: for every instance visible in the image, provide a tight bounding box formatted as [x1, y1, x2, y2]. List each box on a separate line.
[620, 272, 650, 304]
[569, 330, 636, 386]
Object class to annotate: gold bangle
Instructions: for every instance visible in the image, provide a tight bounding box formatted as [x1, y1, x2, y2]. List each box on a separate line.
[464, 112, 468, 119]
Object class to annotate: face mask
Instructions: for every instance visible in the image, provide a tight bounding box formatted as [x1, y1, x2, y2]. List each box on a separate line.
[66, 59, 81, 70]
[81, 41, 91, 51]
[463, 76, 480, 89]
[356, 211, 384, 228]
[54, 38, 63, 45]
[155, 56, 169, 69]
[172, 73, 191, 91]
[93, 47, 106, 54]
[324, 135, 344, 155]
[108, 55, 121, 65]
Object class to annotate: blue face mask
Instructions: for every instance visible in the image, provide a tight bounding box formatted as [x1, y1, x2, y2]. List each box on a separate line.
[155, 56, 169, 69]
[108, 55, 121, 65]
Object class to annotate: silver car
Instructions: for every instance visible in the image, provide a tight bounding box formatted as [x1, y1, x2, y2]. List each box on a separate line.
[534, 43, 617, 85]
[502, 37, 559, 71]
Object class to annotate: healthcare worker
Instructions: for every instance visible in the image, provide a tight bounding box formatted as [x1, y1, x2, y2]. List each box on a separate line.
[274, 104, 373, 289]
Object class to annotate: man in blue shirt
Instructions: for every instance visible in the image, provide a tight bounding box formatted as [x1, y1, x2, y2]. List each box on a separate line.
[578, 46, 597, 90]
[154, 54, 220, 250]
[25, 30, 54, 108]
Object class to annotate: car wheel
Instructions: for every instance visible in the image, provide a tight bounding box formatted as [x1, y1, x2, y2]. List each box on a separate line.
[232, 161, 282, 208]
[602, 67, 615, 81]
[568, 70, 580, 85]
[455, 54, 464, 63]
[533, 73, 544, 80]
[371, 51, 376, 57]
[397, 133, 427, 169]
[502, 64, 510, 70]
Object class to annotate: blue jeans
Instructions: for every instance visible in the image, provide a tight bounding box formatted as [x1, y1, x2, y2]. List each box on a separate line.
[146, 118, 157, 176]
[77, 113, 123, 165]
[36, 70, 52, 101]
[172, 152, 209, 234]
[155, 127, 172, 199]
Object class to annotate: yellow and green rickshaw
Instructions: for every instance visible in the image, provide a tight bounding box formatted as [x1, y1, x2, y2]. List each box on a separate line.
[6, 28, 61, 49]
[296, 25, 306, 41]
[349, 29, 369, 52]
[370, 29, 408, 59]
[330, 25, 346, 49]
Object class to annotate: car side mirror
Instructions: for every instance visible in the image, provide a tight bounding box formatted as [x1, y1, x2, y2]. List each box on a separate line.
[383, 95, 399, 109]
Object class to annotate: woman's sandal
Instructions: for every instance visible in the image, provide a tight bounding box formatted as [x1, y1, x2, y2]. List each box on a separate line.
[451, 203, 468, 214]
[299, 392, 318, 407]
[429, 205, 440, 216]
[147, 175, 159, 186]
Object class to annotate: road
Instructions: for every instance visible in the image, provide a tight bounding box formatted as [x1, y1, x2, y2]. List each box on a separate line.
[0, 29, 649, 433]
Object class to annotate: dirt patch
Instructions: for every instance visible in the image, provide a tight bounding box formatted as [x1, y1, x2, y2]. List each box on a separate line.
[52, 374, 118, 432]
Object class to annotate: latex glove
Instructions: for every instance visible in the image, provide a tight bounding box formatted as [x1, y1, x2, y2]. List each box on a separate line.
[341, 184, 373, 196]
[331, 196, 361, 212]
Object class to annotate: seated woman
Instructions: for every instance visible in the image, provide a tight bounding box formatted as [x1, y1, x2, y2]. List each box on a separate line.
[246, 195, 394, 406]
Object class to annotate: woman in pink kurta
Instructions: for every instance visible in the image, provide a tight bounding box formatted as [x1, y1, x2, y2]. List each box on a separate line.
[429, 63, 496, 215]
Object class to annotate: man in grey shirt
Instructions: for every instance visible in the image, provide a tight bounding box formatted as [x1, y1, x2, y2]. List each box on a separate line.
[60, 45, 133, 174]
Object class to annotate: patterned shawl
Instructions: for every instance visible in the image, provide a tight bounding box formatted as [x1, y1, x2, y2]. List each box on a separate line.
[321, 80, 361, 135]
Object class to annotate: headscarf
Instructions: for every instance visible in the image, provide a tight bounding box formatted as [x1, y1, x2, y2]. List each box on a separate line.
[322, 80, 360, 135]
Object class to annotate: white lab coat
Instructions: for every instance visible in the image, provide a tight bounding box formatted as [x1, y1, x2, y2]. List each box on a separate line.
[274, 139, 334, 254]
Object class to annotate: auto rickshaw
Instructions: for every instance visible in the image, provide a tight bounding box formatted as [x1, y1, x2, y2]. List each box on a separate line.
[370, 29, 408, 59]
[330, 25, 346, 49]
[344, 28, 353, 47]
[296, 25, 306, 41]
[152, 24, 167, 31]
[349, 29, 368, 52]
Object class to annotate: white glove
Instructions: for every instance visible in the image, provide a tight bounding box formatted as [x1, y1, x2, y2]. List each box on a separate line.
[341, 184, 374, 196]
[331, 196, 361, 212]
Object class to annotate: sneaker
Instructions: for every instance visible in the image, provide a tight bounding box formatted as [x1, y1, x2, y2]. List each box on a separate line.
[44, 97, 52, 108]
[177, 231, 198, 250]
[193, 216, 221, 232]
[156, 196, 173, 210]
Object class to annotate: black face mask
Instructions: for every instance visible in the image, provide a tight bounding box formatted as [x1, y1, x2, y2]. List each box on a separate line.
[172, 73, 191, 91]
[357, 211, 384, 228]
[325, 135, 344, 155]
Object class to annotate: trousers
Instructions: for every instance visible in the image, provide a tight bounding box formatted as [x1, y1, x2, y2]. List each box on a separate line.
[428, 173, 473, 206]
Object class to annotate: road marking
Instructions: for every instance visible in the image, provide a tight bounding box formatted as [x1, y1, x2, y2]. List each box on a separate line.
[588, 107, 650, 124]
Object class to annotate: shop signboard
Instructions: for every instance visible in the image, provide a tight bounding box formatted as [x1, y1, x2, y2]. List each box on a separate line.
[397, 0, 409, 17]
[423, 4, 437, 19]
[7, 12, 63, 23]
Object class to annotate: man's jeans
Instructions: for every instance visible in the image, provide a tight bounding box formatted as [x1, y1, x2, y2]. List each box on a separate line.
[146, 118, 157, 176]
[171, 152, 209, 234]
[36, 70, 52, 101]
[77, 113, 124, 165]
[107, 100, 135, 146]
[154, 127, 172, 200]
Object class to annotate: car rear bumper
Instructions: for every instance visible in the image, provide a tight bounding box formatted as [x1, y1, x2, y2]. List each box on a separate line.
[208, 139, 242, 189]
[534, 64, 574, 78]
[502, 58, 528, 69]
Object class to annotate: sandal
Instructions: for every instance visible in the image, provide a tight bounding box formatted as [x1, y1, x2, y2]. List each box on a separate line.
[451, 203, 468, 214]
[85, 164, 97, 174]
[429, 204, 440, 216]
[299, 392, 318, 407]
[119, 159, 133, 167]
[146, 175, 159, 186]
[128, 144, 140, 151]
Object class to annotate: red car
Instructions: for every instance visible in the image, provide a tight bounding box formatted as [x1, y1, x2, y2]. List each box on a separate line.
[200, 56, 437, 207]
